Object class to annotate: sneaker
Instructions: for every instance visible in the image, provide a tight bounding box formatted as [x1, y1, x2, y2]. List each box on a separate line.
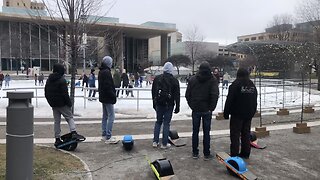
[204, 154, 214, 161]
[192, 154, 199, 159]
[101, 136, 107, 141]
[152, 142, 159, 148]
[160, 143, 171, 149]
[105, 137, 119, 144]
[71, 131, 85, 141]
[54, 138, 63, 147]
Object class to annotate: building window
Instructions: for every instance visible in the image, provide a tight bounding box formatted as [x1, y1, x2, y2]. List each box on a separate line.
[6, 1, 9, 6]
[251, 37, 257, 41]
[244, 38, 249, 41]
[24, 3, 26, 6]
[258, 36, 264, 40]
[17, 2, 19, 6]
[219, 49, 223, 52]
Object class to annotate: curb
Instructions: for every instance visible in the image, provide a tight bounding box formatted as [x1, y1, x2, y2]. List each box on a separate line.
[37, 144, 93, 180]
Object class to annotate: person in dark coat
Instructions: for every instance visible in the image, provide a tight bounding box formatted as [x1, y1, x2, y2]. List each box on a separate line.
[38, 73, 44, 86]
[121, 69, 129, 96]
[0, 71, 4, 89]
[81, 73, 88, 91]
[224, 68, 257, 159]
[113, 69, 121, 97]
[151, 62, 180, 149]
[45, 63, 82, 147]
[185, 61, 219, 160]
[98, 56, 118, 144]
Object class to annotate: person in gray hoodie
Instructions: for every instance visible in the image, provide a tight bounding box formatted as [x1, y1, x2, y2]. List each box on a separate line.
[98, 56, 118, 144]
[185, 61, 219, 160]
[151, 62, 180, 149]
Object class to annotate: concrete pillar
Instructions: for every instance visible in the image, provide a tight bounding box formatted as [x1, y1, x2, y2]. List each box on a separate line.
[6, 92, 34, 180]
[160, 34, 168, 64]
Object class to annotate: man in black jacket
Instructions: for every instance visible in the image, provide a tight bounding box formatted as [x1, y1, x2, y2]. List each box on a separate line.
[224, 68, 257, 159]
[152, 62, 180, 149]
[45, 64, 82, 147]
[98, 56, 118, 144]
[185, 61, 219, 160]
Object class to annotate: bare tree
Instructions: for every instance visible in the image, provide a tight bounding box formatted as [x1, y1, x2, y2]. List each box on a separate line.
[167, 54, 191, 75]
[297, 0, 320, 90]
[266, 14, 295, 41]
[185, 26, 204, 74]
[37, 0, 109, 109]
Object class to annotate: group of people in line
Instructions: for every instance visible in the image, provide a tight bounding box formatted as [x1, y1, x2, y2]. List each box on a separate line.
[34, 73, 45, 86]
[0, 71, 11, 88]
[44, 56, 257, 160]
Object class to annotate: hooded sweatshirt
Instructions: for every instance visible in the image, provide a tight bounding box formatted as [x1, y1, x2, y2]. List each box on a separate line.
[45, 64, 72, 107]
[224, 68, 257, 119]
[98, 56, 116, 104]
[185, 61, 219, 112]
[151, 62, 180, 109]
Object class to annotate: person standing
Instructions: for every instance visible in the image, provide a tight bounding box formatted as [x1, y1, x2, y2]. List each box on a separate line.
[38, 73, 44, 86]
[113, 69, 121, 97]
[222, 72, 231, 89]
[88, 69, 96, 101]
[81, 73, 88, 91]
[120, 69, 129, 97]
[213, 69, 220, 83]
[98, 56, 118, 144]
[185, 61, 219, 160]
[0, 71, 4, 89]
[152, 62, 180, 149]
[34, 74, 38, 86]
[44, 63, 83, 147]
[224, 68, 257, 159]
[4, 73, 11, 87]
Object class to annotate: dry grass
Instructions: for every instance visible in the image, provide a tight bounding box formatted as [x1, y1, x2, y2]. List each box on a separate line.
[0, 145, 85, 180]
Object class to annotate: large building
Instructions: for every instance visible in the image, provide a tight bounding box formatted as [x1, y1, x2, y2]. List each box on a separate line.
[0, 0, 176, 73]
[237, 22, 314, 43]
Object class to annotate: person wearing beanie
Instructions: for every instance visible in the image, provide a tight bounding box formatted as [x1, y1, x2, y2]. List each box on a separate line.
[224, 68, 257, 159]
[88, 68, 96, 100]
[185, 61, 219, 160]
[45, 63, 83, 147]
[151, 61, 180, 149]
[98, 56, 118, 144]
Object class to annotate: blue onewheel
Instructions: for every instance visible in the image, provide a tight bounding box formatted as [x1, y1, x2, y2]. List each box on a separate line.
[225, 157, 248, 174]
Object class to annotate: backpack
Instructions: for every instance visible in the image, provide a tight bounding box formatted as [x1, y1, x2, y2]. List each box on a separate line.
[156, 75, 172, 106]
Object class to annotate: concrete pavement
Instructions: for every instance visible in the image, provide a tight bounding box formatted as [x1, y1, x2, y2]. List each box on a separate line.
[1, 111, 320, 179]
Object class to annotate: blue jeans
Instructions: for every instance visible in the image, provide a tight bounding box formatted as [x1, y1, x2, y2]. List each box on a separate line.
[192, 111, 212, 156]
[153, 105, 174, 146]
[89, 84, 96, 97]
[101, 103, 115, 139]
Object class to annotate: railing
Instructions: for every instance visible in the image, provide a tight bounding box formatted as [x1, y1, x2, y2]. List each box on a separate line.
[1, 80, 319, 113]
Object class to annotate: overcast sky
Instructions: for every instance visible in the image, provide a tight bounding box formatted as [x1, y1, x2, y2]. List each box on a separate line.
[0, 0, 303, 44]
[107, 0, 303, 45]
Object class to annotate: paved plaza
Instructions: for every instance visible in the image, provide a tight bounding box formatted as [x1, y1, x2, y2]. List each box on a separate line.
[1, 110, 320, 179]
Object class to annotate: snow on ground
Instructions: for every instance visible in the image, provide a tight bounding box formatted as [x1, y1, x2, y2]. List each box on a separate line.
[1, 79, 320, 119]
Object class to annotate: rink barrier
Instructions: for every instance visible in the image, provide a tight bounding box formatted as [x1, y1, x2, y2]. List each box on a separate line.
[1, 81, 319, 113]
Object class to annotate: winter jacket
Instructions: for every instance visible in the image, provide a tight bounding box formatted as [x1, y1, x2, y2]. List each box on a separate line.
[98, 64, 116, 104]
[113, 71, 121, 88]
[88, 73, 96, 87]
[45, 72, 72, 107]
[185, 63, 219, 112]
[0, 73, 4, 81]
[4, 75, 11, 82]
[224, 77, 257, 119]
[152, 72, 180, 109]
[121, 73, 129, 86]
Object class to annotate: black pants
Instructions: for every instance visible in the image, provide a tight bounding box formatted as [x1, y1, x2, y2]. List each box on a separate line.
[230, 116, 252, 157]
